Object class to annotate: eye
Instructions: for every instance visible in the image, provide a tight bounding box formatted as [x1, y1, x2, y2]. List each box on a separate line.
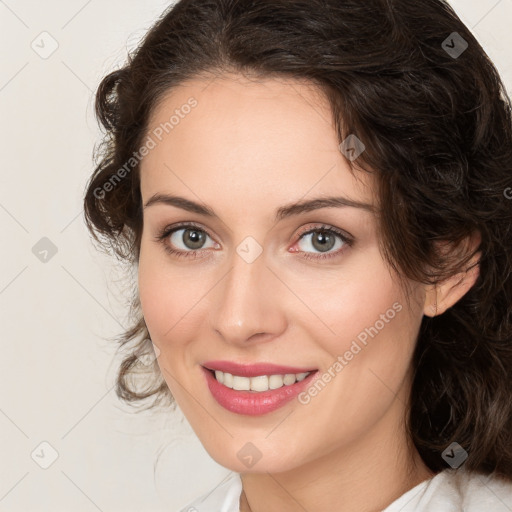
[292, 224, 353, 261]
[169, 227, 216, 251]
[155, 222, 353, 261]
[155, 222, 218, 259]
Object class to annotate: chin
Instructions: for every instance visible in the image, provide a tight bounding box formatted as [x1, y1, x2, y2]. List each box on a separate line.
[207, 446, 299, 474]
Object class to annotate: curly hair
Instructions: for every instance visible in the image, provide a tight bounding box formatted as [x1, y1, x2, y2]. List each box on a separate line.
[83, 0, 512, 478]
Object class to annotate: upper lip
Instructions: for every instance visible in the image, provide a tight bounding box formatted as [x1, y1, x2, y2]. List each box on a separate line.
[202, 360, 317, 378]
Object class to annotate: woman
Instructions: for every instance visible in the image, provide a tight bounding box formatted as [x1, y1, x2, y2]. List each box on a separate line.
[84, 0, 512, 510]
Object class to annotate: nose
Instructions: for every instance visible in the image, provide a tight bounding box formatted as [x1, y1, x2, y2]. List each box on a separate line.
[208, 248, 287, 347]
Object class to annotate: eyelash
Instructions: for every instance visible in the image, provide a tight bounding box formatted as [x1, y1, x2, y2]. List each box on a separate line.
[154, 222, 353, 261]
[295, 224, 353, 261]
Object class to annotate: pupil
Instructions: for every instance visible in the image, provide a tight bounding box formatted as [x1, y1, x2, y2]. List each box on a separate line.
[184, 229, 205, 249]
[312, 231, 335, 252]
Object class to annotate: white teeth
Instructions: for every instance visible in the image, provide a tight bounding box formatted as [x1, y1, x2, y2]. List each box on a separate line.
[223, 372, 233, 388]
[233, 376, 251, 391]
[269, 374, 284, 390]
[250, 375, 269, 392]
[283, 374, 297, 385]
[212, 370, 311, 392]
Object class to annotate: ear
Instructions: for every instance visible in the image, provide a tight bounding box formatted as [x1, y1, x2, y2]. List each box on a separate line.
[423, 232, 481, 317]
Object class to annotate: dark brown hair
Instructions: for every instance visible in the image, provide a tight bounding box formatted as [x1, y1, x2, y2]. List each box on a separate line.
[84, 0, 512, 479]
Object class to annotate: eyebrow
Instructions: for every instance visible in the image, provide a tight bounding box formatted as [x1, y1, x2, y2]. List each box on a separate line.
[143, 193, 376, 221]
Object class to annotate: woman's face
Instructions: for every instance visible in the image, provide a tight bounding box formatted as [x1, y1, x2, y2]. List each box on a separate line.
[138, 74, 427, 473]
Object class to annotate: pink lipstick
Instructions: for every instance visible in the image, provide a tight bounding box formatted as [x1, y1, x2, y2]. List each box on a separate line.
[201, 360, 319, 416]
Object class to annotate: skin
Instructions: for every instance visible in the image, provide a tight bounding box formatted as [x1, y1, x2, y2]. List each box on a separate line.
[137, 73, 480, 512]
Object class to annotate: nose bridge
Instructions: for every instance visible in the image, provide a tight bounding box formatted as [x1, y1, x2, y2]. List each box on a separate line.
[209, 247, 285, 344]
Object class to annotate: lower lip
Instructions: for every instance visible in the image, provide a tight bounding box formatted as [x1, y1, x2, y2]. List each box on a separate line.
[201, 366, 318, 416]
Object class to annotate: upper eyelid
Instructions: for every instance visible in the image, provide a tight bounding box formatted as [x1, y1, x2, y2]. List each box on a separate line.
[162, 222, 218, 246]
[296, 224, 352, 240]
[168, 222, 217, 241]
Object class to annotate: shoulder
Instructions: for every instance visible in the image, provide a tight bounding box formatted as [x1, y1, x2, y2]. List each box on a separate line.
[384, 468, 512, 512]
[178, 472, 242, 512]
[455, 470, 512, 511]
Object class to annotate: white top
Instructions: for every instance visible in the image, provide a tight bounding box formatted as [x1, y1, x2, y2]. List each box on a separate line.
[179, 468, 512, 511]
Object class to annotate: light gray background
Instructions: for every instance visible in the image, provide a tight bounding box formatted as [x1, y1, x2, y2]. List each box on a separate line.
[1, 1, 511, 511]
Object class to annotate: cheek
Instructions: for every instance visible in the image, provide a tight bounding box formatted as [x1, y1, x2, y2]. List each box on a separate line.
[290, 246, 409, 350]
[137, 243, 200, 345]
[290, 247, 421, 411]
[137, 255, 205, 402]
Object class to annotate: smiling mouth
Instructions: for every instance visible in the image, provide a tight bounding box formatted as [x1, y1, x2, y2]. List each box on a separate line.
[204, 367, 315, 392]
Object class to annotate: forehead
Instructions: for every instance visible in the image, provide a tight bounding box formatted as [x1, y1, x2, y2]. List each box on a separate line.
[140, 74, 375, 211]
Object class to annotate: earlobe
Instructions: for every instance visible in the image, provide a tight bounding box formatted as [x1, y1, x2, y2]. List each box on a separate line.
[423, 259, 480, 317]
[423, 287, 438, 317]
[423, 234, 481, 317]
